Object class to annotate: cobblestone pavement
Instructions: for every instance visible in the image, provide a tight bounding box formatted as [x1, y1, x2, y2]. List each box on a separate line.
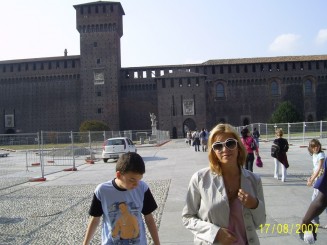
[0, 180, 170, 245]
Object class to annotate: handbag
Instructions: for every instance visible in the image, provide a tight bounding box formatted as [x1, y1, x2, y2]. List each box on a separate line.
[256, 156, 263, 167]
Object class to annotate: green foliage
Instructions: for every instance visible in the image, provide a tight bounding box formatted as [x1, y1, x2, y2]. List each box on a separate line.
[79, 120, 109, 132]
[269, 101, 302, 123]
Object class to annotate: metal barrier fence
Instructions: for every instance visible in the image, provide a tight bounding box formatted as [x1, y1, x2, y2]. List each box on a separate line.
[0, 129, 170, 187]
[236, 121, 327, 146]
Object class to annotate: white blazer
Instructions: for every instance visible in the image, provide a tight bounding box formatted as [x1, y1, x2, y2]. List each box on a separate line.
[182, 167, 266, 245]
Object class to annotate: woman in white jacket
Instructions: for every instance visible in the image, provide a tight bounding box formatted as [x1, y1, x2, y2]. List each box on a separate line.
[182, 123, 266, 245]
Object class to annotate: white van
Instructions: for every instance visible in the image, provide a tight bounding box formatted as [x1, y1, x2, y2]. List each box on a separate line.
[101, 137, 137, 162]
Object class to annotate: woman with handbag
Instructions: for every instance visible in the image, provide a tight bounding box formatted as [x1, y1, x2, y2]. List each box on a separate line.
[240, 128, 259, 172]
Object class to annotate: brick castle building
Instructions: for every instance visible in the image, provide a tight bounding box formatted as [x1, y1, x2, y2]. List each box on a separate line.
[1, 1, 327, 138]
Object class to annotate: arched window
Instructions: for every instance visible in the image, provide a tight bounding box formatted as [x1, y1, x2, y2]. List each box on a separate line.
[271, 81, 279, 96]
[304, 79, 313, 95]
[216, 83, 225, 98]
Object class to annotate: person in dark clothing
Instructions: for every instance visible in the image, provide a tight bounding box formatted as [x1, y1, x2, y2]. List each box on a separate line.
[252, 128, 260, 148]
[272, 128, 289, 182]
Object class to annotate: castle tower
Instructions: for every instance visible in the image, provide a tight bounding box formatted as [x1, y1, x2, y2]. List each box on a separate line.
[74, 1, 125, 130]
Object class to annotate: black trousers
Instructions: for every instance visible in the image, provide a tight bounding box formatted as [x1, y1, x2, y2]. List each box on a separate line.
[245, 153, 254, 172]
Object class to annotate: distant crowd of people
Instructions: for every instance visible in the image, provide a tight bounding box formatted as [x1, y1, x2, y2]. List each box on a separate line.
[186, 128, 209, 152]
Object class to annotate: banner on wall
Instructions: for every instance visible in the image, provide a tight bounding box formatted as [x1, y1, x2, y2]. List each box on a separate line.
[5, 114, 15, 128]
[183, 99, 194, 116]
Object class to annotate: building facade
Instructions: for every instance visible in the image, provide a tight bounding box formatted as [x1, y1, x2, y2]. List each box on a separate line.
[1, 1, 327, 137]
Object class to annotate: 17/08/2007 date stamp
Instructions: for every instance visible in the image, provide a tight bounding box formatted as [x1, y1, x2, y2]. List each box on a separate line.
[259, 223, 318, 234]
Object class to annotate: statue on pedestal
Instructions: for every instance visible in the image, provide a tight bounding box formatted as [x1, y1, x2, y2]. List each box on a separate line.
[150, 113, 157, 135]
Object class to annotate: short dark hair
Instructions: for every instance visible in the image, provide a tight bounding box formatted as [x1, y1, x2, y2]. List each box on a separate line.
[241, 128, 249, 138]
[116, 152, 145, 174]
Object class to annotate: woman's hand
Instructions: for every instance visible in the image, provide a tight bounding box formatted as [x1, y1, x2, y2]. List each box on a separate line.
[215, 228, 237, 245]
[238, 189, 258, 209]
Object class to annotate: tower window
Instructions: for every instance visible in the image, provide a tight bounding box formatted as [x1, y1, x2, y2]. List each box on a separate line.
[212, 66, 216, 74]
[103, 6, 106, 13]
[97, 58, 101, 64]
[216, 83, 225, 98]
[94, 42, 97, 47]
[271, 81, 279, 96]
[220, 66, 224, 74]
[304, 80, 313, 95]
[316, 61, 320, 69]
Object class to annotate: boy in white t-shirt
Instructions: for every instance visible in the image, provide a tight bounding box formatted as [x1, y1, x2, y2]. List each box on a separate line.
[83, 152, 160, 245]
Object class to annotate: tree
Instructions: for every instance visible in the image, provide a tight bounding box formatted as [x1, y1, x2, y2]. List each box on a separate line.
[79, 120, 109, 132]
[269, 101, 302, 123]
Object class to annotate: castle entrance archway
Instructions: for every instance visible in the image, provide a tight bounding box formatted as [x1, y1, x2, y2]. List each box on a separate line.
[183, 118, 196, 137]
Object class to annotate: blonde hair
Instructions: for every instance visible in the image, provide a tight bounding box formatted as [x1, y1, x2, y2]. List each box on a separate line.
[275, 128, 284, 137]
[208, 123, 247, 175]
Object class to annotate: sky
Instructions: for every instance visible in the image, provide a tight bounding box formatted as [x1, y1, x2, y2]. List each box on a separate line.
[1, 0, 327, 67]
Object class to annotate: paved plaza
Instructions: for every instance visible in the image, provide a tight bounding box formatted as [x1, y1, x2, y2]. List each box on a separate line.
[1, 138, 327, 244]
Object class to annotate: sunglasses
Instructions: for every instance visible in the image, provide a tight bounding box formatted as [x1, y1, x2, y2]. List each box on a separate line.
[212, 138, 238, 152]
